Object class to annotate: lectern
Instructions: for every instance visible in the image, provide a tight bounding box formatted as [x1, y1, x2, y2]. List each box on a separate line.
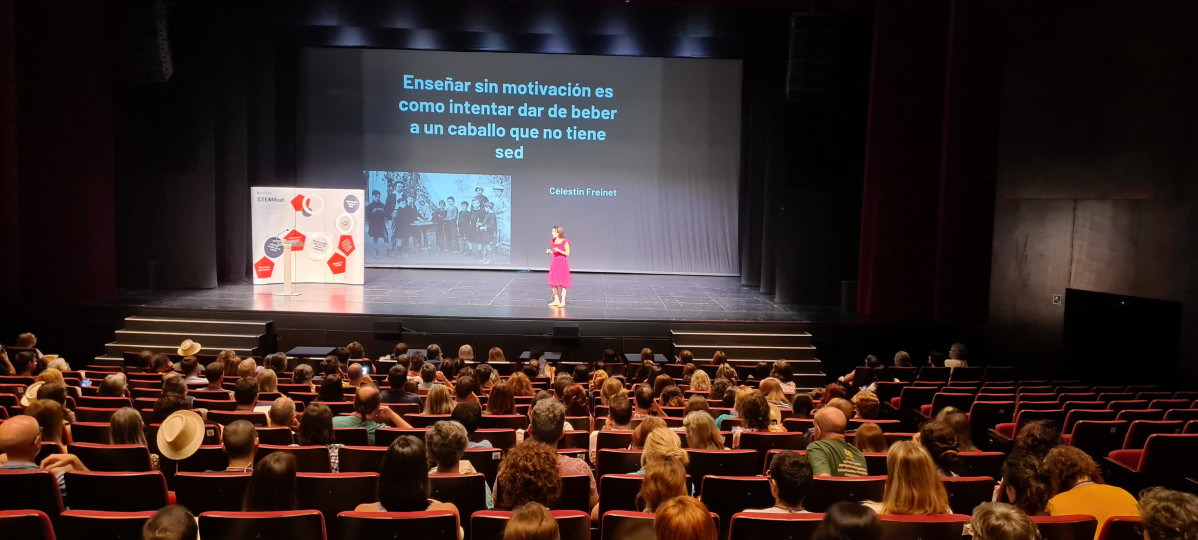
[277, 239, 304, 296]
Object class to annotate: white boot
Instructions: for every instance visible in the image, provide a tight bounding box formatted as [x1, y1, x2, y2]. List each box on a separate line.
[549, 294, 561, 307]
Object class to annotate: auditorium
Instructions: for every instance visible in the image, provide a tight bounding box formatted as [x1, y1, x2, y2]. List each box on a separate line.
[1, 1, 1196, 539]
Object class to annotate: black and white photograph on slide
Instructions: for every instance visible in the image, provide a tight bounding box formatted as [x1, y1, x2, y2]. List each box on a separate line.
[364, 170, 512, 266]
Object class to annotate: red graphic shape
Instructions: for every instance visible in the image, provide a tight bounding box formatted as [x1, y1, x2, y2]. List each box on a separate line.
[290, 194, 305, 211]
[254, 257, 275, 279]
[338, 234, 356, 256]
[284, 229, 306, 251]
[327, 252, 347, 275]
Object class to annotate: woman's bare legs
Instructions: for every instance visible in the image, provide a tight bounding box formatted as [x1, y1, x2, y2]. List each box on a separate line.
[558, 288, 567, 307]
[549, 286, 561, 306]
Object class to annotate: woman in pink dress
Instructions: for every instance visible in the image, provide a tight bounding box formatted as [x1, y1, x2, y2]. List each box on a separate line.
[546, 226, 572, 307]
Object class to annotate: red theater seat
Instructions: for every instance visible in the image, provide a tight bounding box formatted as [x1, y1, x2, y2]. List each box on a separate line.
[338, 445, 387, 473]
[596, 449, 643, 479]
[256, 444, 332, 473]
[1122, 420, 1183, 449]
[470, 428, 516, 450]
[802, 476, 887, 513]
[472, 510, 590, 540]
[200, 510, 327, 540]
[1096, 516, 1142, 540]
[57, 510, 157, 540]
[730, 511, 825, 540]
[599, 474, 645, 515]
[737, 432, 806, 471]
[207, 410, 268, 426]
[1068, 421, 1129, 460]
[332, 427, 369, 446]
[687, 449, 759, 481]
[173, 472, 253, 513]
[556, 475, 593, 513]
[427, 473, 487, 536]
[478, 414, 528, 430]
[297, 472, 379, 524]
[0, 509, 54, 540]
[336, 510, 456, 540]
[699, 476, 773, 539]
[1031, 515, 1099, 540]
[602, 510, 719, 540]
[0, 470, 64, 517]
[942, 476, 994, 515]
[878, 514, 971, 540]
[67, 443, 153, 472]
[63, 471, 168, 512]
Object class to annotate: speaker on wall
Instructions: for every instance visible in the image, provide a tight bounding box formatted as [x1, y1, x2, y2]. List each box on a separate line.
[116, 0, 174, 83]
[786, 12, 836, 103]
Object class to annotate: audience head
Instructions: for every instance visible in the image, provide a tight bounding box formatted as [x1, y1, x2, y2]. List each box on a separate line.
[882, 441, 950, 515]
[970, 502, 1041, 540]
[936, 407, 977, 452]
[12, 351, 35, 375]
[347, 363, 363, 382]
[217, 350, 240, 373]
[522, 364, 540, 380]
[529, 398, 566, 444]
[317, 374, 343, 402]
[712, 350, 727, 365]
[222, 420, 259, 462]
[24, 399, 65, 443]
[917, 420, 961, 476]
[562, 385, 589, 416]
[424, 385, 454, 415]
[634, 384, 654, 411]
[631, 415, 666, 449]
[570, 364, 589, 383]
[1012, 420, 1061, 460]
[99, 372, 128, 397]
[150, 354, 174, 373]
[333, 346, 350, 364]
[234, 377, 259, 407]
[496, 441, 563, 509]
[827, 398, 854, 424]
[814, 405, 849, 440]
[767, 450, 813, 508]
[346, 341, 365, 360]
[715, 363, 737, 384]
[457, 344, 474, 362]
[851, 390, 880, 419]
[607, 394, 633, 427]
[109, 407, 148, 446]
[854, 422, 888, 453]
[709, 377, 731, 402]
[487, 382, 516, 415]
[352, 384, 382, 418]
[1139, 487, 1198, 540]
[948, 343, 967, 360]
[741, 393, 772, 431]
[792, 394, 815, 418]
[455, 376, 477, 401]
[265, 352, 287, 373]
[684, 394, 710, 416]
[754, 361, 772, 381]
[589, 369, 609, 392]
[297, 402, 335, 446]
[420, 363, 437, 383]
[237, 358, 257, 379]
[426, 421, 469, 470]
[637, 455, 688, 512]
[893, 351, 912, 367]
[1001, 455, 1048, 516]
[387, 364, 409, 389]
[1040, 445, 1103, 498]
[142, 505, 198, 540]
[204, 362, 224, 386]
[600, 377, 625, 405]
[683, 411, 724, 450]
[268, 396, 297, 428]
[503, 502, 560, 540]
[721, 387, 739, 409]
[654, 496, 717, 540]
[451, 401, 483, 435]
[823, 383, 848, 402]
[36, 368, 63, 385]
[378, 435, 432, 511]
[641, 427, 689, 468]
[0, 415, 41, 461]
[177, 355, 198, 378]
[770, 360, 794, 383]
[811, 502, 882, 540]
[257, 369, 278, 392]
[36, 381, 68, 406]
[153, 393, 189, 423]
[652, 373, 673, 397]
[690, 370, 711, 392]
[160, 372, 186, 396]
[392, 342, 409, 359]
[660, 386, 685, 407]
[243, 451, 297, 511]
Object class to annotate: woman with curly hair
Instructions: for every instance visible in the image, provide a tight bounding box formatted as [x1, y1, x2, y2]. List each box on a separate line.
[424, 385, 454, 415]
[1010, 420, 1061, 461]
[1040, 445, 1137, 525]
[495, 441, 563, 509]
[1000, 455, 1048, 516]
[562, 385, 593, 431]
[715, 363, 738, 385]
[589, 370, 608, 392]
[689, 370, 711, 393]
[507, 372, 535, 397]
[917, 420, 961, 477]
[732, 393, 775, 448]
[486, 381, 516, 415]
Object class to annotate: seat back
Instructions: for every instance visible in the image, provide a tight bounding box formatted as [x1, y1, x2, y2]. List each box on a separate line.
[207, 410, 268, 426]
[1070, 421, 1130, 459]
[878, 514, 971, 540]
[595, 430, 635, 450]
[472, 510, 590, 540]
[686, 449, 759, 482]
[463, 448, 505, 486]
[403, 414, 451, 428]
[338, 446, 387, 473]
[67, 443, 153, 472]
[63, 471, 168, 511]
[802, 476, 887, 513]
[1031, 515, 1099, 540]
[57, 510, 157, 540]
[1107, 400, 1151, 414]
[470, 428, 516, 450]
[173, 471, 251, 512]
[959, 452, 1005, 479]
[1139, 434, 1198, 476]
[0, 470, 65, 517]
[1014, 409, 1066, 432]
[73, 407, 120, 423]
[737, 432, 806, 472]
[599, 474, 645, 515]
[1115, 409, 1165, 423]
[1147, 399, 1190, 411]
[949, 366, 984, 382]
[556, 475, 592, 513]
[1097, 516, 1142, 540]
[199, 510, 327, 540]
[256, 444, 332, 473]
[601, 510, 718, 540]
[0, 509, 54, 540]
[1123, 420, 1184, 450]
[929, 393, 974, 417]
[942, 476, 995, 515]
[256, 427, 295, 445]
[329, 427, 369, 446]
[1063, 409, 1117, 433]
[1163, 409, 1198, 423]
[427, 473, 487, 536]
[374, 427, 427, 447]
[68, 422, 112, 444]
[75, 396, 133, 409]
[967, 401, 1014, 449]
[297, 472, 379, 525]
[918, 367, 951, 382]
[897, 386, 938, 411]
[597, 449, 643, 479]
[699, 476, 773, 539]
[174, 445, 230, 472]
[478, 414, 528, 430]
[558, 430, 590, 450]
[730, 511, 825, 540]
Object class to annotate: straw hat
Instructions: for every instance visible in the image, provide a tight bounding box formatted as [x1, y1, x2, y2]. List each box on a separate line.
[157, 409, 205, 460]
[177, 339, 202, 357]
[20, 381, 45, 407]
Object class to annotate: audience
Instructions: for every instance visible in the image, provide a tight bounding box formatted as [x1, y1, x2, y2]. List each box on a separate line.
[486, 381, 517, 415]
[806, 407, 868, 477]
[495, 440, 563, 509]
[1001, 455, 1048, 516]
[590, 394, 633, 462]
[297, 402, 343, 472]
[1041, 445, 1138, 527]
[731, 393, 776, 447]
[332, 384, 413, 444]
[745, 450, 813, 513]
[318, 374, 346, 402]
[426, 420, 493, 508]
[870, 441, 951, 515]
[683, 410, 724, 450]
[424, 385, 454, 414]
[180, 356, 206, 385]
[355, 435, 461, 530]
[503, 502, 560, 540]
[1010, 420, 1061, 460]
[24, 399, 70, 450]
[153, 393, 190, 423]
[381, 364, 422, 405]
[142, 505, 198, 540]
[233, 377, 259, 412]
[654, 496, 717, 540]
[268, 396, 298, 430]
[109, 406, 159, 470]
[221, 420, 259, 472]
[203, 362, 229, 395]
[637, 456, 687, 513]
[631, 415, 667, 450]
[936, 407, 978, 452]
[257, 369, 278, 393]
[853, 422, 888, 453]
[850, 390, 880, 420]
[917, 420, 961, 477]
[639, 426, 689, 473]
[0, 415, 85, 497]
[243, 452, 298, 511]
[98, 372, 129, 397]
[970, 502, 1041, 540]
[526, 399, 599, 511]
[791, 393, 815, 419]
[292, 363, 316, 393]
[1138, 487, 1198, 540]
[633, 384, 654, 418]
[811, 502, 882, 540]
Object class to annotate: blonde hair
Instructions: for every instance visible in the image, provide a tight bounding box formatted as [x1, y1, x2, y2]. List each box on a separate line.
[881, 441, 951, 515]
[683, 411, 724, 450]
[257, 369, 278, 392]
[36, 368, 64, 385]
[424, 385, 454, 415]
[716, 364, 737, 383]
[854, 422, 888, 453]
[590, 370, 609, 392]
[600, 377, 626, 404]
[852, 389, 881, 419]
[689, 370, 710, 392]
[732, 388, 757, 416]
[637, 456, 687, 512]
[641, 427, 689, 469]
[759, 377, 787, 405]
[458, 345, 474, 361]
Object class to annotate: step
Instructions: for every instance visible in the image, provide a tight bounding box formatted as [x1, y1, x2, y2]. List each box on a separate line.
[794, 373, 829, 388]
[674, 344, 818, 360]
[90, 356, 125, 367]
[671, 331, 812, 347]
[104, 342, 258, 358]
[123, 316, 273, 335]
[114, 330, 263, 349]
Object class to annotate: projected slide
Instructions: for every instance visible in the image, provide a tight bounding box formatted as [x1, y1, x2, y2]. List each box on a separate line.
[299, 48, 741, 275]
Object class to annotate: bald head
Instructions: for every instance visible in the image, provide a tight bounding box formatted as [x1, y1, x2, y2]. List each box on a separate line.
[827, 398, 854, 423]
[354, 384, 381, 417]
[0, 415, 42, 461]
[814, 406, 848, 438]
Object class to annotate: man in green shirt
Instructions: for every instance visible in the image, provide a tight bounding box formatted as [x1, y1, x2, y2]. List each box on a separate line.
[805, 406, 869, 477]
[332, 384, 413, 444]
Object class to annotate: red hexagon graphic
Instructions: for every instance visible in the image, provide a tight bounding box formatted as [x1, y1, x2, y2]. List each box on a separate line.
[290, 194, 306, 212]
[254, 256, 275, 279]
[338, 234, 355, 256]
[327, 252, 347, 275]
[284, 229, 306, 251]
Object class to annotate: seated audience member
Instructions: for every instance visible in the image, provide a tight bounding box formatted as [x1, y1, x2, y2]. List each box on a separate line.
[838, 355, 883, 388]
[927, 350, 947, 368]
[475, 364, 495, 390]
[0, 415, 87, 497]
[640, 427, 689, 473]
[150, 354, 174, 374]
[296, 402, 343, 472]
[562, 385, 591, 425]
[153, 393, 189, 424]
[631, 415, 667, 450]
[382, 342, 409, 363]
[419, 363, 438, 389]
[892, 351, 912, 368]
[485, 346, 505, 364]
[970, 502, 1041, 540]
[637, 456, 687, 513]
[746, 450, 813, 513]
[689, 370, 711, 393]
[268, 396, 298, 430]
[257, 369, 278, 393]
[1010, 420, 1061, 460]
[156, 410, 205, 465]
[203, 362, 229, 395]
[142, 505, 198, 540]
[11, 350, 37, 376]
[811, 502, 882, 540]
[221, 420, 259, 472]
[1139, 487, 1198, 540]
[355, 436, 462, 536]
[264, 352, 287, 373]
[347, 341, 366, 362]
[217, 350, 240, 378]
[162, 373, 194, 408]
[944, 343, 969, 368]
[854, 422, 888, 454]
[318, 374, 346, 402]
[589, 369, 609, 392]
[806, 407, 868, 477]
[753, 361, 772, 382]
[771, 360, 797, 393]
[424, 385, 455, 415]
[34, 382, 74, 423]
[527, 399, 598, 511]
[25, 399, 70, 450]
[870, 441, 951, 515]
[233, 377, 259, 412]
[684, 394, 710, 416]
[36, 368, 64, 385]
[427, 420, 493, 509]
[715, 388, 749, 430]
[600, 377, 625, 406]
[495, 440, 564, 510]
[660, 386, 686, 408]
[851, 390, 881, 420]
[346, 363, 371, 388]
[732, 393, 781, 448]
[935, 406, 978, 452]
[110, 407, 159, 470]
[503, 502, 560, 540]
[291, 363, 316, 393]
[237, 358, 258, 379]
[590, 394, 633, 462]
[716, 363, 738, 385]
[759, 378, 790, 409]
[98, 372, 129, 397]
[707, 377, 731, 404]
[454, 375, 479, 404]
[791, 393, 815, 419]
[654, 496, 718, 540]
[508, 372, 535, 397]
[486, 381, 517, 415]
[180, 356, 207, 385]
[684, 411, 724, 450]
[457, 344, 475, 364]
[381, 364, 422, 405]
[632, 384, 655, 418]
[47, 357, 70, 373]
[652, 373, 673, 399]
[917, 420, 961, 477]
[1041, 445, 1137, 526]
[450, 401, 491, 448]
[333, 384, 413, 445]
[243, 452, 298, 511]
[1001, 455, 1048, 516]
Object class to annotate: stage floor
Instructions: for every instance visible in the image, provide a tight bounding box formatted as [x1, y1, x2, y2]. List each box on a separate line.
[111, 268, 846, 322]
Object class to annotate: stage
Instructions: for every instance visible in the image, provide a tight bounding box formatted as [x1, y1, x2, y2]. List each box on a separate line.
[110, 268, 845, 323]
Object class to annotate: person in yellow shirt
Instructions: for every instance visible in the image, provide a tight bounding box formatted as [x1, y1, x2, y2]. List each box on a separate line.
[1041, 446, 1137, 539]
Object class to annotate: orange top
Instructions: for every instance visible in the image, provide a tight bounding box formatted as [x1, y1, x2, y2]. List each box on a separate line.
[1046, 483, 1139, 539]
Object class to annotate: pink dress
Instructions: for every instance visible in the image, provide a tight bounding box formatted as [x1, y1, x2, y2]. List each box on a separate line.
[548, 238, 572, 287]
